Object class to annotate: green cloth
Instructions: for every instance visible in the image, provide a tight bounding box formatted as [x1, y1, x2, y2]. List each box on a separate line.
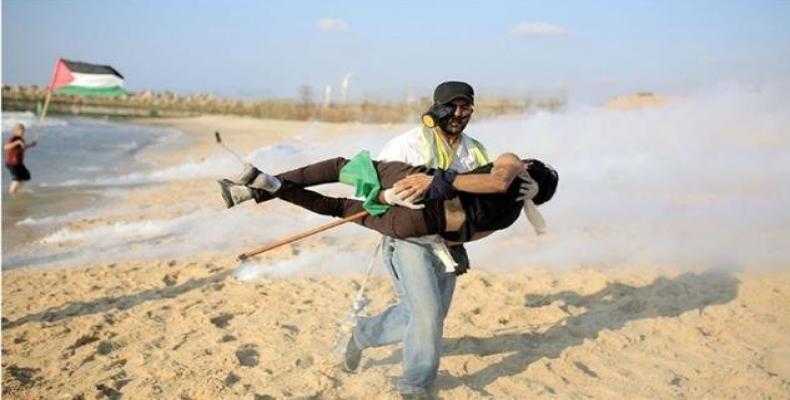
[338, 150, 390, 216]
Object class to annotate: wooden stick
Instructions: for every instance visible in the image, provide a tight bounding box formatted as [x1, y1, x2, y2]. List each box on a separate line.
[33, 59, 63, 143]
[237, 210, 369, 261]
[33, 89, 53, 143]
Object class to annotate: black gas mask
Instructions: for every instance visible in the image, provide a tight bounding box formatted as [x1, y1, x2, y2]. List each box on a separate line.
[421, 103, 455, 128]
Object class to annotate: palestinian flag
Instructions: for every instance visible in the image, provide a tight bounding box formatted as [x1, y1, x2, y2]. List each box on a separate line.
[50, 59, 126, 97]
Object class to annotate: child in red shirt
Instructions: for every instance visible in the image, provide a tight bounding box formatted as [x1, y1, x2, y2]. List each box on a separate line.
[4, 123, 36, 194]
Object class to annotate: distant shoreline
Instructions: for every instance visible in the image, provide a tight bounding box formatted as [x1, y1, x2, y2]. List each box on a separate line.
[2, 85, 566, 123]
[1, 117, 189, 268]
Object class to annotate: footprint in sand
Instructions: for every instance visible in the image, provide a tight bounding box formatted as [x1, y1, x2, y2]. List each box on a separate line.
[280, 324, 299, 336]
[209, 313, 233, 328]
[162, 272, 179, 286]
[97, 340, 120, 356]
[224, 372, 241, 387]
[4, 365, 41, 388]
[235, 344, 260, 367]
[220, 334, 237, 342]
[95, 383, 122, 400]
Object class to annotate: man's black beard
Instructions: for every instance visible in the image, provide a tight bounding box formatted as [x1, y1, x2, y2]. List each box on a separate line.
[438, 116, 469, 136]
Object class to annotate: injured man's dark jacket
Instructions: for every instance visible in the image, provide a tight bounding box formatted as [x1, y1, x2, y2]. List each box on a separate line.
[219, 153, 558, 242]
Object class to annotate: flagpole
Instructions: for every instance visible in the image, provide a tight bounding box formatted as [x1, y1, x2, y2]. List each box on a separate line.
[33, 58, 61, 144]
[33, 90, 53, 143]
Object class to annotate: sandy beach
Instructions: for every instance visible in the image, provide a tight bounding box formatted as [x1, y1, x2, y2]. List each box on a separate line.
[2, 115, 789, 399]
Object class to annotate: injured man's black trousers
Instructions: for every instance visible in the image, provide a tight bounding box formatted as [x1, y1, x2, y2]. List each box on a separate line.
[251, 157, 445, 239]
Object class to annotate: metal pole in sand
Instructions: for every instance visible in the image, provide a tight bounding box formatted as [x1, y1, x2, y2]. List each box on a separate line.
[237, 210, 369, 261]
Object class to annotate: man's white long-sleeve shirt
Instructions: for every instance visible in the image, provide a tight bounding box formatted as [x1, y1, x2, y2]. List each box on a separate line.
[377, 126, 489, 172]
[377, 125, 489, 271]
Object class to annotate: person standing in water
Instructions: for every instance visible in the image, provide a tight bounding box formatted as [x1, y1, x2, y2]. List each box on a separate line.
[4, 123, 36, 194]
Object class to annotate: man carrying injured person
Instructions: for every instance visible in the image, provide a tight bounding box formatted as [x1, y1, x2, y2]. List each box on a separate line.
[219, 150, 557, 399]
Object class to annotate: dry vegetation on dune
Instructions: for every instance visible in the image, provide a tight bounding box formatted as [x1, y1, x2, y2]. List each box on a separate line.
[2, 85, 566, 122]
[604, 92, 671, 109]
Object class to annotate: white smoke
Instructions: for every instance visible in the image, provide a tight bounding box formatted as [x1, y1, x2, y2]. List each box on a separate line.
[467, 83, 790, 270]
[234, 246, 376, 281]
[8, 204, 380, 270]
[8, 83, 790, 272]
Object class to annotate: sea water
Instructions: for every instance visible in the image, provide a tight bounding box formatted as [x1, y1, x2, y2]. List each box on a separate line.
[1, 112, 185, 264]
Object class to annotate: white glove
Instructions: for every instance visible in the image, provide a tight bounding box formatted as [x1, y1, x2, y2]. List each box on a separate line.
[515, 174, 546, 234]
[382, 188, 425, 210]
[516, 176, 539, 202]
[523, 200, 547, 235]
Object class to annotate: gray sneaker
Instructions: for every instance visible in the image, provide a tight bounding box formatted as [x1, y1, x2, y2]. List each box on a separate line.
[230, 163, 281, 192]
[234, 163, 262, 185]
[342, 332, 363, 373]
[218, 179, 253, 208]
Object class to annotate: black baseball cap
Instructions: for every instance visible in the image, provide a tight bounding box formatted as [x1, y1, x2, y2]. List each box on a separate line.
[433, 81, 474, 105]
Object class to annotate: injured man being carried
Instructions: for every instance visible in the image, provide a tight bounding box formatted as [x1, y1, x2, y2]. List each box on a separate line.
[218, 151, 558, 250]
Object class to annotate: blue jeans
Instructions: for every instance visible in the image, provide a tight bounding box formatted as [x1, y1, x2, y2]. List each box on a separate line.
[353, 236, 462, 394]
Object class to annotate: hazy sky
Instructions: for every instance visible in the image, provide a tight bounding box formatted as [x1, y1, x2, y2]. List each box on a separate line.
[3, 0, 790, 103]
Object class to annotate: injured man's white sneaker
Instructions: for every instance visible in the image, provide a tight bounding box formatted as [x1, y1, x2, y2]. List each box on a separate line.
[248, 171, 281, 192]
[230, 163, 282, 192]
[234, 163, 259, 185]
[218, 179, 254, 208]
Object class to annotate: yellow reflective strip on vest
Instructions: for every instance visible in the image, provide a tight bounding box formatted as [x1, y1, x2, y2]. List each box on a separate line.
[419, 128, 433, 167]
[472, 147, 489, 166]
[419, 126, 489, 169]
[433, 129, 452, 169]
[468, 137, 490, 165]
